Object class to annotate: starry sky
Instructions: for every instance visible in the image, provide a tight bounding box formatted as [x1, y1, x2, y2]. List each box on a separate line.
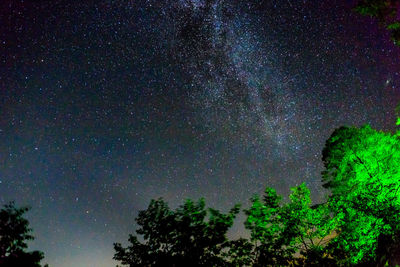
[1, 0, 400, 266]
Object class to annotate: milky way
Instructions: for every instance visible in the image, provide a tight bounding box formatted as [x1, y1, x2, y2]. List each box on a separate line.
[1, 1, 400, 266]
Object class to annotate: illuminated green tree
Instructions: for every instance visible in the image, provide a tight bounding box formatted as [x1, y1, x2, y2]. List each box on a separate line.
[244, 187, 287, 266]
[354, 0, 400, 46]
[322, 125, 400, 265]
[113, 198, 240, 267]
[244, 184, 336, 267]
[281, 184, 336, 267]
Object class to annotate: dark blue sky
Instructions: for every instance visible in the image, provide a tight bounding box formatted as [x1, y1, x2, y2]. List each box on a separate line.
[1, 0, 400, 266]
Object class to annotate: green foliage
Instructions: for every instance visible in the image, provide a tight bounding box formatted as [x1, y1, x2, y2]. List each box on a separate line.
[354, 0, 394, 17]
[244, 184, 336, 266]
[322, 124, 400, 265]
[0, 201, 45, 267]
[354, 0, 400, 46]
[113, 197, 240, 266]
[387, 22, 400, 29]
[244, 187, 287, 266]
[396, 105, 400, 126]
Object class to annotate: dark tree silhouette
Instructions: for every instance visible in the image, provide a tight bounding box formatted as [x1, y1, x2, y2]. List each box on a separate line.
[0, 201, 46, 267]
[113, 197, 240, 267]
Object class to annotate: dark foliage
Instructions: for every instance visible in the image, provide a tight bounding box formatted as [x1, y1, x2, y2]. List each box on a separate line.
[0, 201, 46, 267]
[221, 238, 254, 266]
[113, 198, 240, 267]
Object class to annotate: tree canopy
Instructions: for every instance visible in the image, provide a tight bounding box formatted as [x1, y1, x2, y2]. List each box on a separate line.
[244, 184, 336, 267]
[0, 201, 46, 267]
[113, 198, 241, 267]
[322, 125, 400, 265]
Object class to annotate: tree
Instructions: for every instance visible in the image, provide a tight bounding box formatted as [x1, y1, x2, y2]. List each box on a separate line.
[0, 201, 46, 267]
[322, 125, 400, 266]
[244, 184, 335, 267]
[244, 187, 288, 266]
[113, 197, 241, 267]
[281, 184, 337, 267]
[354, 0, 400, 46]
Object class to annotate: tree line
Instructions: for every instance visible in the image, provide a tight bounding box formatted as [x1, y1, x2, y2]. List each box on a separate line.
[113, 124, 400, 266]
[5, 123, 400, 266]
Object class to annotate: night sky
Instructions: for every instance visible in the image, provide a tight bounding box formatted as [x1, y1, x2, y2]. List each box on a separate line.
[1, 0, 400, 266]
